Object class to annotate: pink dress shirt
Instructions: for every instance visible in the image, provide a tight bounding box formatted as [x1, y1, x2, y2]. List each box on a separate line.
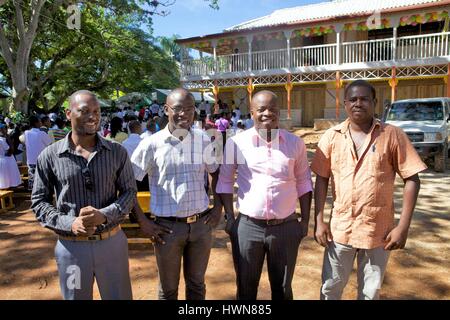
[216, 128, 312, 220]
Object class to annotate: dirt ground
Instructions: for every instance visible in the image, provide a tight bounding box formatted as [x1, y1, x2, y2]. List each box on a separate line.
[0, 128, 449, 300]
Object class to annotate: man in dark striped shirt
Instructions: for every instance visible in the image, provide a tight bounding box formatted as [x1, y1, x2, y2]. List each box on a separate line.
[31, 90, 137, 300]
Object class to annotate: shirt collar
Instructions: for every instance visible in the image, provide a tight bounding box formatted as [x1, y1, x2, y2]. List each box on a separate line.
[250, 127, 285, 145]
[162, 124, 193, 142]
[333, 118, 381, 134]
[57, 131, 111, 155]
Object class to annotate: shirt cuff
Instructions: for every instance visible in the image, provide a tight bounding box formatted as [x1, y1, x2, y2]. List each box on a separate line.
[58, 215, 77, 233]
[99, 204, 121, 224]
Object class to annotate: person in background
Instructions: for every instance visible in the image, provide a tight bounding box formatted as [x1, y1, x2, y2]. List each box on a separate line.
[40, 116, 52, 134]
[106, 117, 128, 144]
[0, 123, 22, 190]
[24, 115, 52, 190]
[48, 118, 67, 143]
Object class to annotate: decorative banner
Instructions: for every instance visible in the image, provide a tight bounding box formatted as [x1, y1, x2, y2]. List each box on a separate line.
[187, 10, 448, 52]
[293, 25, 335, 38]
[399, 11, 448, 27]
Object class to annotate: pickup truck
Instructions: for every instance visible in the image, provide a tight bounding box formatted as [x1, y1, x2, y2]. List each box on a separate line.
[383, 97, 450, 172]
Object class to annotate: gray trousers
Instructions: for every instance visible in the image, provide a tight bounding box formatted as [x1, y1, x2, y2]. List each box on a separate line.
[230, 214, 305, 300]
[321, 241, 390, 300]
[55, 230, 132, 300]
[154, 214, 213, 300]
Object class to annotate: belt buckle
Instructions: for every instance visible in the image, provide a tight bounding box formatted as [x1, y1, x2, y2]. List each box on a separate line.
[186, 215, 197, 224]
[266, 219, 278, 226]
[87, 235, 101, 241]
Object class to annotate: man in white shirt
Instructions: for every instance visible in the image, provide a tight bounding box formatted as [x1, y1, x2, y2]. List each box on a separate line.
[131, 88, 222, 300]
[150, 100, 160, 117]
[122, 120, 142, 158]
[24, 115, 52, 190]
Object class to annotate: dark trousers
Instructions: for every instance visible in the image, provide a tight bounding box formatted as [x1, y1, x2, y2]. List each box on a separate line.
[229, 214, 305, 300]
[154, 214, 213, 300]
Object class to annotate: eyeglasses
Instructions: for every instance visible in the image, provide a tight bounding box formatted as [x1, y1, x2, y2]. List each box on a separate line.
[168, 105, 195, 114]
[82, 168, 93, 191]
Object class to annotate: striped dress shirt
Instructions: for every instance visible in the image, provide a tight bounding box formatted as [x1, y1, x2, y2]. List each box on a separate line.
[31, 132, 137, 236]
[131, 126, 219, 217]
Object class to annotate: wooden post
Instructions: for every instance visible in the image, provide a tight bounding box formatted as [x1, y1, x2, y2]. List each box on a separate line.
[447, 63, 450, 97]
[247, 77, 254, 105]
[389, 66, 398, 102]
[335, 71, 342, 119]
[212, 80, 219, 114]
[285, 73, 293, 120]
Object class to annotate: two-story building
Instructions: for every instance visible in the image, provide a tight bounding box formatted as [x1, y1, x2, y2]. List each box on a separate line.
[176, 0, 450, 127]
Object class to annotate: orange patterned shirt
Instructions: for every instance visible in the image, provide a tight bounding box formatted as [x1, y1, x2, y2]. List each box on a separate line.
[311, 118, 427, 249]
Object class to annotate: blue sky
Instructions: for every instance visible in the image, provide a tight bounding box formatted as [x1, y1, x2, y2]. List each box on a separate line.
[151, 0, 324, 39]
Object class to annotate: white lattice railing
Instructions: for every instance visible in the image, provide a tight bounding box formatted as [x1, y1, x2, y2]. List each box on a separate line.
[181, 32, 450, 77]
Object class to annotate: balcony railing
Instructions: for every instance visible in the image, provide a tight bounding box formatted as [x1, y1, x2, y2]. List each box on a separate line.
[181, 32, 450, 77]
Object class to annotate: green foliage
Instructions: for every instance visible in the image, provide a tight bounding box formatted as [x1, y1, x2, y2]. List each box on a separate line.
[0, 0, 223, 113]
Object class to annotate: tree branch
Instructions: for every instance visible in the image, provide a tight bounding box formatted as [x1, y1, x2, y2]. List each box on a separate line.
[0, 23, 15, 73]
[14, 0, 26, 41]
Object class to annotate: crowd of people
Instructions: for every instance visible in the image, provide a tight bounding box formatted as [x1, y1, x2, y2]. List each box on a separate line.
[0, 81, 426, 302]
[0, 97, 253, 192]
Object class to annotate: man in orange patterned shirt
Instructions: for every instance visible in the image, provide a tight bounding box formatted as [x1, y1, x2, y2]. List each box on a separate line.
[311, 80, 427, 300]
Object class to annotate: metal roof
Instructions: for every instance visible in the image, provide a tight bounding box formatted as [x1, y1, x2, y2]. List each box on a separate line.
[226, 0, 447, 31]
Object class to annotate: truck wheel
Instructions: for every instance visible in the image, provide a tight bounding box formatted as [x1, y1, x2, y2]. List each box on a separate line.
[434, 142, 448, 172]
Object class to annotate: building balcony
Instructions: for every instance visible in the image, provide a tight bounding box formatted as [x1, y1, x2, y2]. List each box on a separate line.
[180, 31, 450, 81]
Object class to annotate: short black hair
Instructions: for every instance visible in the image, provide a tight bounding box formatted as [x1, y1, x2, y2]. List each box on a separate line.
[344, 80, 376, 100]
[29, 115, 40, 127]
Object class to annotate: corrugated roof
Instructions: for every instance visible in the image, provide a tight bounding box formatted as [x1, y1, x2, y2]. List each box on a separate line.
[226, 0, 446, 31]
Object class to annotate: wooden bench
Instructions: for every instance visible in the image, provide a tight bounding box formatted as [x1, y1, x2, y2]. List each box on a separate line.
[123, 191, 153, 244]
[0, 190, 14, 213]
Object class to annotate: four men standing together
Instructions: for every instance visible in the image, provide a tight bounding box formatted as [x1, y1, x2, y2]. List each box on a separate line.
[31, 81, 425, 300]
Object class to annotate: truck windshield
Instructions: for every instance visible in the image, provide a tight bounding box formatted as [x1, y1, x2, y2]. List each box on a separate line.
[387, 101, 444, 121]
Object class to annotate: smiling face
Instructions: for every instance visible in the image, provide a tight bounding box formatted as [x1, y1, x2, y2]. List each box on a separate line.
[165, 89, 196, 131]
[66, 92, 100, 136]
[344, 85, 377, 126]
[251, 91, 279, 131]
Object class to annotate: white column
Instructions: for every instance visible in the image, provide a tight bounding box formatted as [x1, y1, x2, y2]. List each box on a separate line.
[211, 39, 218, 74]
[391, 16, 400, 62]
[246, 35, 253, 71]
[283, 30, 293, 68]
[335, 24, 343, 65]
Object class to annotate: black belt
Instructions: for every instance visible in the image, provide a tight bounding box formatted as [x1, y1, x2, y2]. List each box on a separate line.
[151, 208, 211, 224]
[240, 212, 300, 226]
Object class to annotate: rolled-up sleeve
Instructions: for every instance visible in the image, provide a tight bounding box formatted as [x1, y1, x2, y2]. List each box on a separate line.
[31, 152, 75, 233]
[216, 138, 237, 194]
[131, 138, 153, 181]
[295, 138, 313, 197]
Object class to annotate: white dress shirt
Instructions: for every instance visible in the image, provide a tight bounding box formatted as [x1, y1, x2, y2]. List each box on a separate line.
[24, 128, 52, 165]
[131, 126, 219, 217]
[121, 133, 142, 158]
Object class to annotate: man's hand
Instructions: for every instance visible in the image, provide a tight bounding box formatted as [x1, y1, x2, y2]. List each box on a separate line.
[71, 216, 95, 236]
[314, 220, 333, 247]
[79, 206, 106, 226]
[138, 217, 172, 244]
[384, 225, 409, 250]
[204, 206, 222, 229]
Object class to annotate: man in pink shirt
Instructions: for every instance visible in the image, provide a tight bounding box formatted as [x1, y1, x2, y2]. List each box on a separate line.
[216, 90, 312, 300]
